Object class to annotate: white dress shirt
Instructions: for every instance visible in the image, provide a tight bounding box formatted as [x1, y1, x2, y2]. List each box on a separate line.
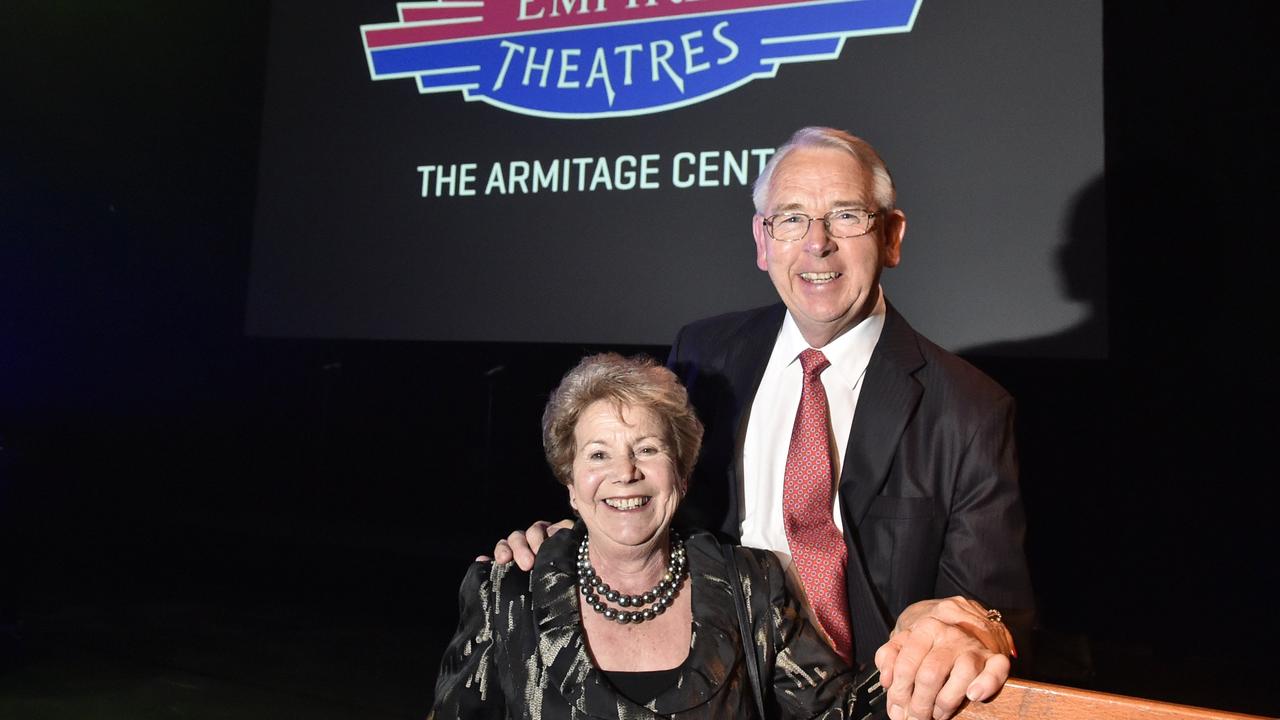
[739, 293, 886, 568]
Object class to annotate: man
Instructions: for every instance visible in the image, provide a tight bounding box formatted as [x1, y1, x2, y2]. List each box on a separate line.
[495, 127, 1033, 720]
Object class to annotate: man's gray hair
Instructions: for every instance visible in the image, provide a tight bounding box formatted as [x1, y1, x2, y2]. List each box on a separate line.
[751, 127, 896, 214]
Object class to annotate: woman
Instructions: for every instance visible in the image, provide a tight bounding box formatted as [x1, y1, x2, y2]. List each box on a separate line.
[430, 353, 872, 719]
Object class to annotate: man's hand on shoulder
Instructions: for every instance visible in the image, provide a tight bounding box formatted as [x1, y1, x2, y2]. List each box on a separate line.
[478, 519, 574, 571]
[874, 596, 1015, 720]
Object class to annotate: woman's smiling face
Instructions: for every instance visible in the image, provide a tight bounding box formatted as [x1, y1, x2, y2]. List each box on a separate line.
[568, 400, 681, 553]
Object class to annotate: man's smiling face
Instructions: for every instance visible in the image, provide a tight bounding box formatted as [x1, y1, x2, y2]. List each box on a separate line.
[752, 145, 904, 347]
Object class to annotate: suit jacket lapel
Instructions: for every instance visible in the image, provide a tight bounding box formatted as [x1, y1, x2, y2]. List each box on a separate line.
[721, 304, 785, 424]
[719, 305, 786, 535]
[839, 302, 925, 526]
[835, 302, 924, 663]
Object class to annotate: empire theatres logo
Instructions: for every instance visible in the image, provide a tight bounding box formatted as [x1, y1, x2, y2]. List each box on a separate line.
[361, 0, 921, 119]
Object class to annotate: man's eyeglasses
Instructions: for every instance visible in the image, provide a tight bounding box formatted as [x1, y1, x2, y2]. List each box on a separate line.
[762, 209, 879, 242]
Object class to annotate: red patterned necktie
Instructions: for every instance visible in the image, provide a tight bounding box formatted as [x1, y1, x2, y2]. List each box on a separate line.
[782, 348, 853, 664]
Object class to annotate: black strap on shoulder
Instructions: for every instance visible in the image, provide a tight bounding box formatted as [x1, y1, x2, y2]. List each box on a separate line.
[721, 542, 768, 719]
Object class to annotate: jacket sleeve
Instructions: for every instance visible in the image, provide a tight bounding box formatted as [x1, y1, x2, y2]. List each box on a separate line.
[429, 562, 507, 720]
[937, 392, 1035, 656]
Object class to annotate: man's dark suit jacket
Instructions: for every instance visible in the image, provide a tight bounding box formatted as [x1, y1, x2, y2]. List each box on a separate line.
[667, 302, 1034, 666]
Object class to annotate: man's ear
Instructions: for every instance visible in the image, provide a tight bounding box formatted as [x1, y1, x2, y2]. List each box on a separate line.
[753, 214, 770, 271]
[881, 209, 906, 268]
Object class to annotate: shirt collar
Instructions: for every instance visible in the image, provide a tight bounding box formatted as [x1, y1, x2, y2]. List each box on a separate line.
[775, 291, 886, 389]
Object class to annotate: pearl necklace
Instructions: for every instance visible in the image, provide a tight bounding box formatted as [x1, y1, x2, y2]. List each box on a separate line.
[576, 532, 687, 624]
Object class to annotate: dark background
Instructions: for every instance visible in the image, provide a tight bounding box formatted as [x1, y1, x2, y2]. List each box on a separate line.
[1, 2, 1277, 718]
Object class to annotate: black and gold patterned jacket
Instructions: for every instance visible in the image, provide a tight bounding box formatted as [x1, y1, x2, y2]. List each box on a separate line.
[429, 523, 867, 719]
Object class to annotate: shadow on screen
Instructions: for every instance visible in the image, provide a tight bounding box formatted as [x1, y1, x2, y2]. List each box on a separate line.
[952, 174, 1111, 684]
[960, 174, 1107, 360]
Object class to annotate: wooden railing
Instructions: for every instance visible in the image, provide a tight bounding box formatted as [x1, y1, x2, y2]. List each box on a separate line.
[955, 678, 1273, 720]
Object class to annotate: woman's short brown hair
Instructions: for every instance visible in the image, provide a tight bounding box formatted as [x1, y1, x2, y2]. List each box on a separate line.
[542, 353, 704, 491]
